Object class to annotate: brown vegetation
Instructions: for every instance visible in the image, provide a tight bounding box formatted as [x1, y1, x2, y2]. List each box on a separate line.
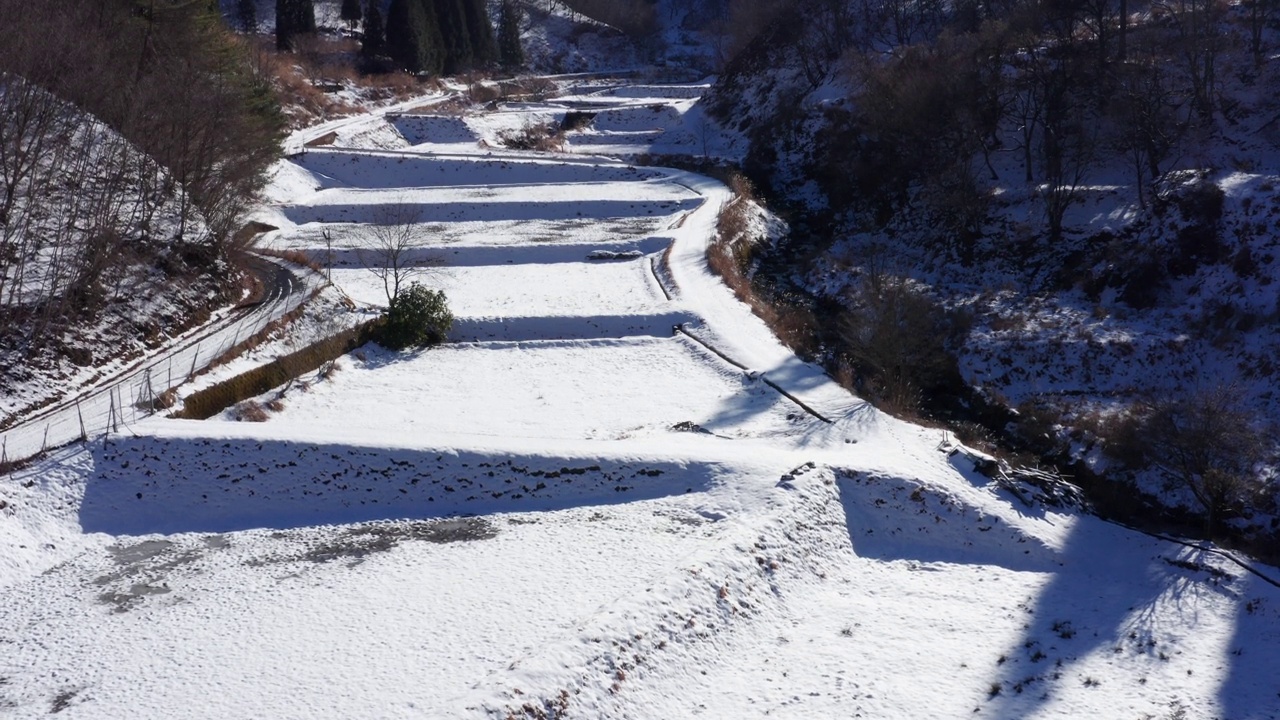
[838, 277, 967, 416]
[0, 0, 285, 374]
[176, 319, 383, 421]
[1105, 387, 1270, 537]
[248, 35, 424, 128]
[496, 122, 567, 152]
[706, 175, 818, 355]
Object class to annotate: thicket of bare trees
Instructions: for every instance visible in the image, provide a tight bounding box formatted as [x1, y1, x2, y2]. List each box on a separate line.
[1114, 387, 1269, 537]
[558, 0, 660, 39]
[0, 0, 284, 355]
[719, 0, 1276, 258]
[708, 0, 1280, 545]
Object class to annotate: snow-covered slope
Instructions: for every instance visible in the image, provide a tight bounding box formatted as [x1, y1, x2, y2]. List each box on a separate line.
[2, 85, 1278, 720]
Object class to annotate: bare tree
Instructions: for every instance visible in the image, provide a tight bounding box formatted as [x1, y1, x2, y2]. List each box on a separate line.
[1110, 55, 1179, 207]
[1245, 0, 1278, 67]
[1154, 0, 1225, 122]
[1018, 48, 1096, 243]
[838, 274, 962, 413]
[356, 203, 442, 305]
[1135, 386, 1267, 536]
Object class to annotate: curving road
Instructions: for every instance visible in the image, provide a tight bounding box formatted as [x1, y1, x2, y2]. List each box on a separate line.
[0, 254, 315, 464]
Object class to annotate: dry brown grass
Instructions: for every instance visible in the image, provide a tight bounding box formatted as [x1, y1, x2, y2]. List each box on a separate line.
[705, 174, 819, 355]
[257, 248, 324, 273]
[232, 400, 270, 422]
[497, 123, 566, 152]
[249, 37, 425, 128]
[498, 76, 558, 101]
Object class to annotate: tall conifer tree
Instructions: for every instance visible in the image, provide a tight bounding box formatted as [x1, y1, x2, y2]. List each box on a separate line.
[498, 0, 523, 70]
[236, 0, 257, 33]
[433, 0, 473, 74]
[386, 0, 444, 74]
[462, 0, 497, 67]
[341, 0, 364, 23]
[276, 0, 317, 51]
[362, 0, 387, 58]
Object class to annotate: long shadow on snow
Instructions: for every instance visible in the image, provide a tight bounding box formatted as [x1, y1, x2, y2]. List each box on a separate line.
[1217, 571, 1280, 719]
[316, 236, 671, 268]
[281, 198, 702, 225]
[295, 151, 665, 190]
[78, 436, 718, 536]
[684, 335, 851, 435]
[835, 471, 1062, 574]
[388, 115, 477, 145]
[984, 516, 1262, 717]
[835, 469, 1269, 715]
[450, 312, 696, 342]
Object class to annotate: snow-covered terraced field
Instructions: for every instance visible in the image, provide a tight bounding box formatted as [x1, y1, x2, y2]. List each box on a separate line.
[280, 183, 699, 226]
[3, 85, 1279, 720]
[1, 481, 743, 718]
[238, 338, 800, 441]
[328, 254, 672, 320]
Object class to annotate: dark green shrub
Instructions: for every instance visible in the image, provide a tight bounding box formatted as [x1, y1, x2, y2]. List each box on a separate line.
[382, 283, 452, 349]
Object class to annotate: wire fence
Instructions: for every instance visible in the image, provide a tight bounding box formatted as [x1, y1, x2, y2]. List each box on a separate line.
[0, 269, 312, 472]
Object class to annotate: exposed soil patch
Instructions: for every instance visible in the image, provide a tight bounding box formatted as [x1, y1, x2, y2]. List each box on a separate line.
[251, 518, 499, 568]
[98, 583, 172, 614]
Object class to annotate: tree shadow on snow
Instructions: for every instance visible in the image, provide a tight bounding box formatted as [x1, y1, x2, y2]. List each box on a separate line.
[834, 472, 1063, 574]
[686, 337, 850, 438]
[78, 436, 720, 536]
[1215, 570, 1280, 718]
[982, 518, 1275, 718]
[836, 470, 1279, 716]
[281, 198, 703, 226]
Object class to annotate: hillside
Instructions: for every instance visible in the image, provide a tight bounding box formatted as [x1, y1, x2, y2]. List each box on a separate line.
[704, 0, 1280, 552]
[0, 83, 229, 426]
[1, 91, 1277, 718]
[0, 0, 285, 434]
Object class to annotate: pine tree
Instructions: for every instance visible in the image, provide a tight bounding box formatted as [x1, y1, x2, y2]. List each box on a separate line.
[275, 0, 293, 51]
[362, 0, 387, 59]
[462, 0, 497, 67]
[498, 0, 523, 70]
[236, 0, 258, 33]
[341, 0, 364, 25]
[276, 0, 317, 51]
[386, 0, 444, 74]
[433, 0, 473, 74]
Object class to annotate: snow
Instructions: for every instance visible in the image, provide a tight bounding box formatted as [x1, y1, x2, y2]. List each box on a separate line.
[2, 81, 1279, 720]
[231, 339, 798, 441]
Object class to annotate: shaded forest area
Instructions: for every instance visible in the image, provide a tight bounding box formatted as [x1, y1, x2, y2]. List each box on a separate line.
[261, 0, 515, 75]
[0, 0, 283, 376]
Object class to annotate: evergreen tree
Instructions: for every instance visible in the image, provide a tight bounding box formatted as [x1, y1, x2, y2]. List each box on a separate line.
[386, 0, 444, 74]
[341, 0, 363, 25]
[498, 0, 523, 70]
[236, 0, 257, 33]
[433, 0, 473, 74]
[276, 0, 317, 51]
[462, 0, 497, 67]
[276, 0, 293, 51]
[362, 0, 387, 58]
